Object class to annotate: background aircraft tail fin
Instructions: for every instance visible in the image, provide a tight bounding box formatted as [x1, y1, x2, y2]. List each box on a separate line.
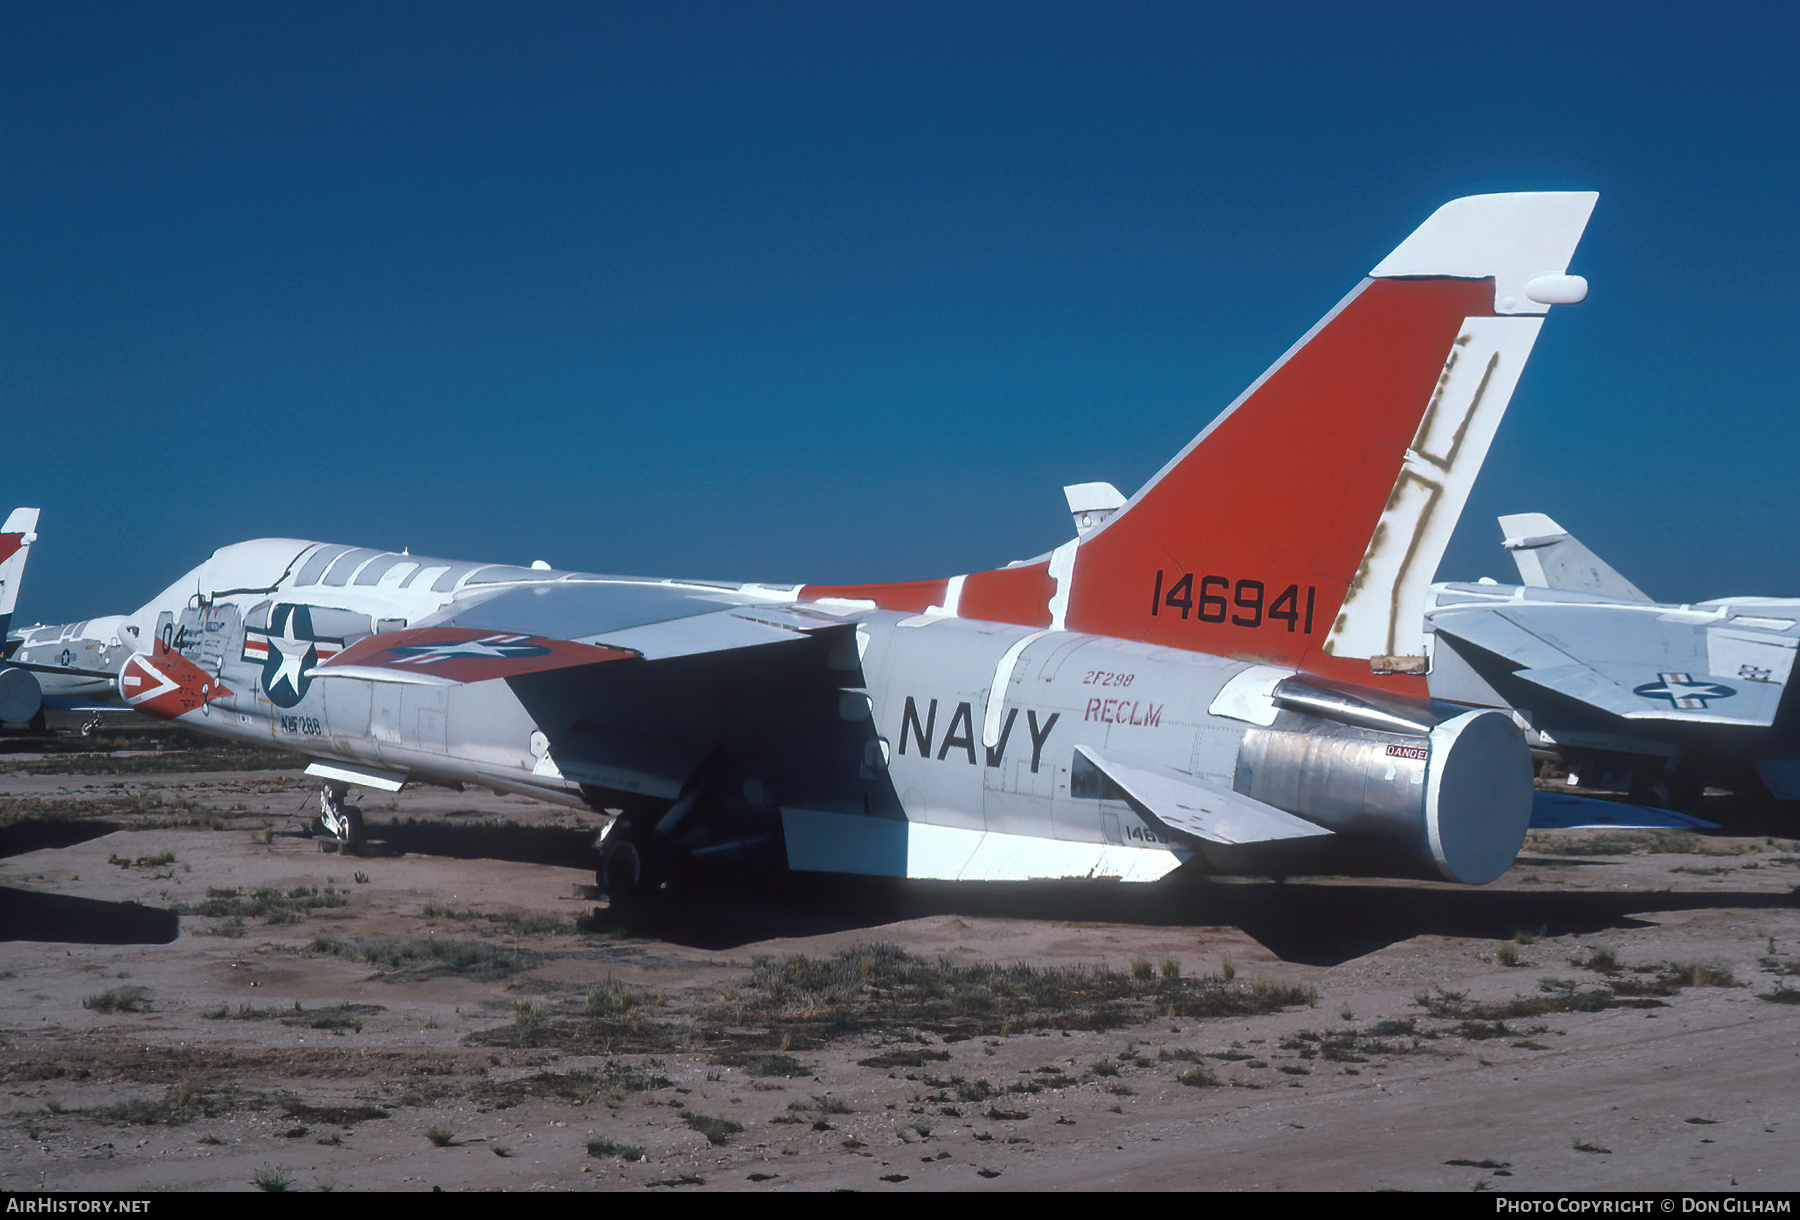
[1498, 512, 1650, 601]
[1063, 193, 1598, 692]
[0, 507, 42, 643]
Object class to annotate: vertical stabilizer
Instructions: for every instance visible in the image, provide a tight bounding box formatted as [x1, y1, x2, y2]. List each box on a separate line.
[1063, 193, 1597, 692]
[0, 508, 42, 642]
[1498, 512, 1650, 601]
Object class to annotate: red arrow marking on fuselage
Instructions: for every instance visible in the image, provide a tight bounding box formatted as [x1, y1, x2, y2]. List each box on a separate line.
[120, 642, 233, 720]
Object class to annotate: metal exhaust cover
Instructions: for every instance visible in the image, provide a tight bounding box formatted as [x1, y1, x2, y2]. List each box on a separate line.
[1424, 709, 1533, 884]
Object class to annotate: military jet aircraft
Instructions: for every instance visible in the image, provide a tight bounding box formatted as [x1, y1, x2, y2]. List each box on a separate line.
[0, 508, 38, 645]
[0, 510, 146, 728]
[0, 507, 47, 725]
[85, 192, 1596, 904]
[1427, 513, 1800, 812]
[5, 615, 143, 721]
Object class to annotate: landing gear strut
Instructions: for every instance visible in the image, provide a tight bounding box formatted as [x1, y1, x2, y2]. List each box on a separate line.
[316, 783, 365, 846]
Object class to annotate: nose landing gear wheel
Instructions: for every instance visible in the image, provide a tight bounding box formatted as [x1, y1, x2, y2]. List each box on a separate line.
[598, 828, 663, 914]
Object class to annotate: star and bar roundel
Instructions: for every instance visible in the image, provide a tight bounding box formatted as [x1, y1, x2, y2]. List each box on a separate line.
[1632, 672, 1737, 710]
[241, 604, 344, 708]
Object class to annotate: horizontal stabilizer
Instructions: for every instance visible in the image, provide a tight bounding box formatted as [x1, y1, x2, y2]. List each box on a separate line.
[1074, 745, 1330, 845]
[779, 807, 1186, 882]
[1499, 513, 1649, 601]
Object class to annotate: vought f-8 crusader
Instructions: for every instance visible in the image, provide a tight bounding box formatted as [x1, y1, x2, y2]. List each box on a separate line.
[76, 192, 1597, 905]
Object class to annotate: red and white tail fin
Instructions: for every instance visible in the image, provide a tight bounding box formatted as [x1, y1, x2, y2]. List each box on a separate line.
[800, 194, 1596, 694]
[0, 507, 41, 642]
[1064, 192, 1597, 692]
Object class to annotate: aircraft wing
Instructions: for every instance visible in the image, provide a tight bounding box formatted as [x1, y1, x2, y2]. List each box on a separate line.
[317, 583, 855, 685]
[310, 582, 862, 803]
[1430, 592, 1797, 727]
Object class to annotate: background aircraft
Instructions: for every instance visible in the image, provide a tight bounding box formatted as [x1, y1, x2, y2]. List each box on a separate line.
[1, 509, 142, 728]
[60, 194, 1595, 904]
[0, 507, 46, 725]
[1427, 514, 1800, 813]
[0, 508, 38, 644]
[3, 616, 142, 723]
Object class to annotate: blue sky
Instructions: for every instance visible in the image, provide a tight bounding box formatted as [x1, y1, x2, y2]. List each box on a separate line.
[5, 2, 1798, 625]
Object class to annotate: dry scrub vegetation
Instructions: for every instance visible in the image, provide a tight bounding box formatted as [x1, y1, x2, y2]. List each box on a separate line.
[466, 942, 1320, 1058]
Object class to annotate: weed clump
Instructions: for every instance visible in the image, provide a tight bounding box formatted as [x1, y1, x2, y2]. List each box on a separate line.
[1576, 946, 1620, 973]
[744, 1053, 811, 1078]
[84, 986, 151, 1014]
[177, 885, 348, 926]
[252, 1164, 294, 1192]
[308, 936, 528, 978]
[586, 977, 652, 1017]
[497, 911, 567, 936]
[1417, 956, 1742, 1025]
[109, 850, 177, 869]
[728, 943, 1316, 1045]
[91, 1080, 222, 1126]
[472, 1062, 673, 1109]
[586, 1133, 645, 1160]
[680, 1109, 742, 1146]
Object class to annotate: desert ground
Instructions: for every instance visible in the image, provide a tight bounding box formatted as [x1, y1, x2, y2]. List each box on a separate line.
[2, 720, 1797, 1193]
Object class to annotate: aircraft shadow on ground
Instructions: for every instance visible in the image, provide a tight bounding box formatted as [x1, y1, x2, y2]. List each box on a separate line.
[273, 820, 1797, 966]
[622, 874, 1800, 966]
[0, 819, 123, 859]
[0, 887, 181, 945]
[299, 817, 599, 868]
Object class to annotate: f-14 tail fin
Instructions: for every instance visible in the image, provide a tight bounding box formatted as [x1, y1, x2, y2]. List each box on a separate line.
[1499, 512, 1650, 601]
[1064, 193, 1597, 692]
[0, 507, 41, 644]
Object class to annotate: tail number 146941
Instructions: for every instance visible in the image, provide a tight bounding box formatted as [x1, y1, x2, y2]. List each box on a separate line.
[1150, 571, 1316, 633]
